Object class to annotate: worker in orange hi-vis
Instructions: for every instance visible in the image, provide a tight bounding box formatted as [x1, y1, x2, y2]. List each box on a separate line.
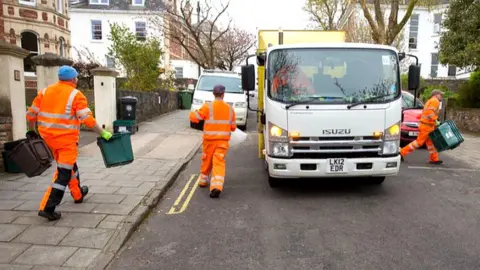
[189, 84, 236, 198]
[26, 65, 113, 221]
[400, 89, 444, 164]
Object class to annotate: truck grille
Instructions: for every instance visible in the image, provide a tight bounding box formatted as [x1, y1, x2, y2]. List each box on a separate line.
[290, 136, 382, 159]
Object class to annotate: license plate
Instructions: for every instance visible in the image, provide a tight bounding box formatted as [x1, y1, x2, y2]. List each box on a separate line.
[327, 158, 346, 173]
[408, 131, 418, 136]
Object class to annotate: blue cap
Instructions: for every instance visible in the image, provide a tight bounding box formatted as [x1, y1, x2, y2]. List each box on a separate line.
[213, 84, 225, 94]
[58, 65, 78, 81]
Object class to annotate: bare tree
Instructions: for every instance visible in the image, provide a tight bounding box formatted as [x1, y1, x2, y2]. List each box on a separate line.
[303, 0, 350, 30]
[152, 0, 232, 69]
[216, 27, 255, 71]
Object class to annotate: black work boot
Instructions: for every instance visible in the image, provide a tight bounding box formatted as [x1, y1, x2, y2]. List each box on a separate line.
[38, 211, 62, 221]
[429, 160, 443, 165]
[210, 189, 221, 198]
[74, 186, 89, 204]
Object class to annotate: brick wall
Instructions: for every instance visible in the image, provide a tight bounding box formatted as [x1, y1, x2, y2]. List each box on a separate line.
[117, 90, 179, 123]
[447, 108, 480, 133]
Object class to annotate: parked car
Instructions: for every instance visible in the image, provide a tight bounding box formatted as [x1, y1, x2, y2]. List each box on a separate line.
[400, 90, 424, 146]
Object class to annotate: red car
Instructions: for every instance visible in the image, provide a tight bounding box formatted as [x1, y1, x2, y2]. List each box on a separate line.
[400, 91, 424, 146]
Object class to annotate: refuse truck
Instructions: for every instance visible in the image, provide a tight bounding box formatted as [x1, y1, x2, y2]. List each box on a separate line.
[241, 29, 421, 187]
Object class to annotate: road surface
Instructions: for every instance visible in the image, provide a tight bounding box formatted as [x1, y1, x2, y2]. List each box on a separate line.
[108, 102, 480, 270]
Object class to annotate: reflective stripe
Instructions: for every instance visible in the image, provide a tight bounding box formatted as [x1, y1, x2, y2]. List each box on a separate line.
[213, 176, 224, 180]
[30, 105, 40, 113]
[57, 163, 73, 170]
[208, 102, 213, 119]
[51, 183, 66, 191]
[65, 89, 79, 115]
[78, 114, 89, 120]
[37, 121, 79, 130]
[26, 111, 36, 117]
[39, 112, 76, 120]
[194, 111, 203, 121]
[71, 171, 79, 180]
[409, 144, 416, 150]
[41, 88, 47, 95]
[204, 131, 231, 136]
[200, 174, 208, 179]
[412, 141, 419, 148]
[205, 119, 231, 124]
[76, 108, 91, 117]
[211, 180, 224, 186]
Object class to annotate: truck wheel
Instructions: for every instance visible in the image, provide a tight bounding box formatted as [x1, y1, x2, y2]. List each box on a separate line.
[268, 175, 281, 188]
[368, 177, 385, 185]
[239, 124, 247, 131]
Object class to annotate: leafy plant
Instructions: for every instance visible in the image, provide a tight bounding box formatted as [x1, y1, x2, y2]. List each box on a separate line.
[72, 61, 100, 90]
[420, 85, 452, 103]
[108, 23, 163, 92]
[456, 71, 480, 108]
[400, 73, 425, 91]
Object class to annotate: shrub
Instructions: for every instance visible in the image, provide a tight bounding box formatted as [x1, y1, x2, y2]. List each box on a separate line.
[456, 71, 480, 108]
[400, 73, 425, 90]
[420, 85, 452, 102]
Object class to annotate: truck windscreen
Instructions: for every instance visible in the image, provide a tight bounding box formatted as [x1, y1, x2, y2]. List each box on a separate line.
[267, 48, 400, 104]
[198, 75, 243, 93]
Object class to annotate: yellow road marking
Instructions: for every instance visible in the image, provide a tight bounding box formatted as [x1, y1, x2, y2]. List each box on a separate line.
[167, 174, 200, 215]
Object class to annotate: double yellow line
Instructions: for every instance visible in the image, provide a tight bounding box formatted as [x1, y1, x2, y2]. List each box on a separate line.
[167, 174, 199, 215]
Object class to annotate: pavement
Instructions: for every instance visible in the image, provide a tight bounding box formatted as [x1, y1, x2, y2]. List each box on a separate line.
[107, 108, 480, 270]
[442, 133, 480, 169]
[0, 110, 202, 270]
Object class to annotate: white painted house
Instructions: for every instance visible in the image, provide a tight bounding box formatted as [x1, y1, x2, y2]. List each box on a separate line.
[340, 1, 471, 79]
[68, 0, 199, 78]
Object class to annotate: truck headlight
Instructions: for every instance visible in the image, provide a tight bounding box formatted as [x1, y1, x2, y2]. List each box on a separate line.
[268, 122, 291, 157]
[234, 102, 247, 108]
[383, 122, 400, 155]
[193, 98, 203, 105]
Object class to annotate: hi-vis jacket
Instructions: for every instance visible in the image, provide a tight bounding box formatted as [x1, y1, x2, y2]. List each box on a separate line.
[26, 81, 97, 144]
[190, 100, 236, 141]
[420, 96, 441, 127]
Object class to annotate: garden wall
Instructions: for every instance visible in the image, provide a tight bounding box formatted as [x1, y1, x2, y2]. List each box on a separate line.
[447, 108, 480, 133]
[117, 90, 179, 122]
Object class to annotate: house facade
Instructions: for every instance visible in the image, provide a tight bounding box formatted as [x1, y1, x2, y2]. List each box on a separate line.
[69, 0, 199, 79]
[342, 1, 470, 79]
[1, 0, 71, 76]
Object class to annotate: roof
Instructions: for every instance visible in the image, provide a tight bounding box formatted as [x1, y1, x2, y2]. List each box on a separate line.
[200, 70, 241, 78]
[69, 0, 165, 11]
[268, 42, 399, 53]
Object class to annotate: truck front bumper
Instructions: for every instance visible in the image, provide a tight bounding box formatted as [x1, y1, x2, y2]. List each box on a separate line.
[266, 155, 401, 179]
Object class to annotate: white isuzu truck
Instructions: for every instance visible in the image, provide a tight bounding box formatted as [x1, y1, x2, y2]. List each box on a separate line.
[241, 29, 421, 187]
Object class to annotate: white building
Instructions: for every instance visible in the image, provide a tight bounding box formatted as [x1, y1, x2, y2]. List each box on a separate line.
[68, 0, 199, 78]
[341, 1, 471, 79]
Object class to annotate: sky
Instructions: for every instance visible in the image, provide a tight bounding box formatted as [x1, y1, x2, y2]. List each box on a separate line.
[208, 0, 312, 34]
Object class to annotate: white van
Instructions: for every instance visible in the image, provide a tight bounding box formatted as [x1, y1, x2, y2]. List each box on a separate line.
[190, 70, 248, 130]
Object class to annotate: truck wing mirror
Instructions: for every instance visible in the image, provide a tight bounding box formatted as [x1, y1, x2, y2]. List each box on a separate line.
[241, 64, 255, 91]
[408, 64, 421, 91]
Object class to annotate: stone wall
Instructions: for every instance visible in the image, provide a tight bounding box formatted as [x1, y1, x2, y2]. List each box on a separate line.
[424, 78, 468, 92]
[0, 116, 13, 172]
[117, 90, 179, 123]
[447, 108, 480, 133]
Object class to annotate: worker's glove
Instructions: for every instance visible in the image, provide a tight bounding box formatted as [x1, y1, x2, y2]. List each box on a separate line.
[26, 130, 39, 140]
[101, 130, 113, 141]
[435, 120, 441, 126]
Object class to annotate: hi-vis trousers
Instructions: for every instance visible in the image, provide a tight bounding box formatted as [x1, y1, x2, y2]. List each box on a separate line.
[400, 123, 439, 162]
[198, 140, 229, 191]
[39, 142, 83, 213]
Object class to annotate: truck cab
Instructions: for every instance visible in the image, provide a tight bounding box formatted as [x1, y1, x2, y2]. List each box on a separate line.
[241, 31, 421, 187]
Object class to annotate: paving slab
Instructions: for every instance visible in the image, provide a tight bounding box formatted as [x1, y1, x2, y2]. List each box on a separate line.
[0, 110, 201, 269]
[0, 243, 30, 263]
[13, 245, 78, 266]
[13, 226, 73, 245]
[63, 248, 101, 268]
[0, 224, 28, 241]
[59, 228, 114, 249]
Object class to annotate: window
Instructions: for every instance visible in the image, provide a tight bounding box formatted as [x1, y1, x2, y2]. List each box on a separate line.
[19, 0, 36, 6]
[433, 13, 442, 34]
[198, 75, 243, 93]
[21, 31, 39, 73]
[106, 55, 115, 68]
[59, 37, 66, 57]
[132, 0, 144, 6]
[408, 14, 419, 49]
[448, 65, 457, 77]
[402, 92, 423, 109]
[57, 0, 63, 13]
[89, 0, 109, 5]
[430, 53, 439, 78]
[175, 67, 184, 79]
[91, 20, 102, 40]
[135, 22, 146, 41]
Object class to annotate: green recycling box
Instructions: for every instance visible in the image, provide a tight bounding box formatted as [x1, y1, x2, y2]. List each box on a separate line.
[179, 90, 193, 110]
[428, 120, 464, 152]
[97, 133, 134, 168]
